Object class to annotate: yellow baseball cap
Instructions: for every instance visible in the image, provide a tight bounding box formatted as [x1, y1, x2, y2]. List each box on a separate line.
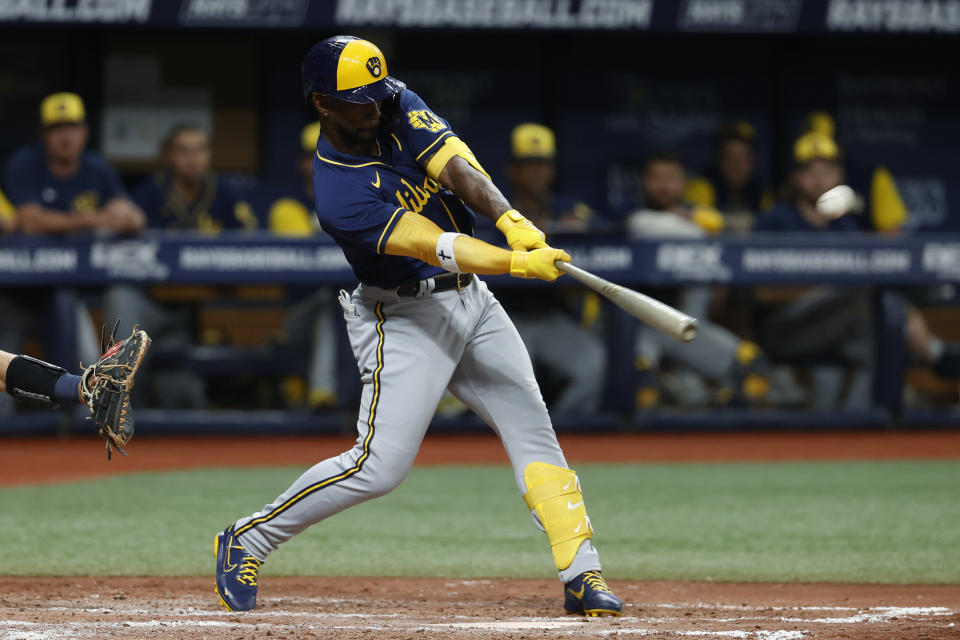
[804, 111, 836, 139]
[511, 123, 556, 160]
[301, 121, 322, 153]
[793, 131, 839, 164]
[40, 92, 86, 127]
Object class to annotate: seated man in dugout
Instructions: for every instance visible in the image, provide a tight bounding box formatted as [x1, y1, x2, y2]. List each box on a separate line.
[626, 149, 772, 408]
[0, 92, 145, 416]
[754, 132, 960, 410]
[684, 121, 774, 233]
[800, 111, 909, 234]
[103, 124, 257, 409]
[493, 123, 607, 416]
[3, 93, 145, 237]
[132, 124, 257, 232]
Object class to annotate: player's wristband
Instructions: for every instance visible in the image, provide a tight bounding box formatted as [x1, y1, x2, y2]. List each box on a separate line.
[509, 251, 529, 278]
[435, 232, 466, 273]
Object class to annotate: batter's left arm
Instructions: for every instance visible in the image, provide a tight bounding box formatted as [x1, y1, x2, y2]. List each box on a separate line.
[438, 156, 511, 223]
[384, 211, 568, 282]
[428, 145, 547, 251]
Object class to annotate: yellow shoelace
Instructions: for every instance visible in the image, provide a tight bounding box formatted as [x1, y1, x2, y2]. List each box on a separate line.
[237, 556, 262, 587]
[583, 571, 612, 594]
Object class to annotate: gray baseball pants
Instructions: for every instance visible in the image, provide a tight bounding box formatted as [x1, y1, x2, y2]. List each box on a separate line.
[234, 278, 602, 582]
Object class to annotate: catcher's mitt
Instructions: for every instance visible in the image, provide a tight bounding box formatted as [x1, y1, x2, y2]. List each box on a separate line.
[80, 323, 151, 460]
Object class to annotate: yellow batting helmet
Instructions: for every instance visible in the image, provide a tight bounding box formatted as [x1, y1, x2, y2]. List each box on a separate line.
[301, 35, 405, 104]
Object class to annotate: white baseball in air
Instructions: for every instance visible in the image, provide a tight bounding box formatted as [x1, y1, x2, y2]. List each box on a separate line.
[816, 185, 856, 219]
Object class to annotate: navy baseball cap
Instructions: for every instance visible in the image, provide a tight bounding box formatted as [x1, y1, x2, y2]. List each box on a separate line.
[301, 36, 406, 104]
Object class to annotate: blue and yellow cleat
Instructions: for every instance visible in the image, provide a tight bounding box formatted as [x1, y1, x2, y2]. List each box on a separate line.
[214, 525, 263, 611]
[563, 570, 622, 617]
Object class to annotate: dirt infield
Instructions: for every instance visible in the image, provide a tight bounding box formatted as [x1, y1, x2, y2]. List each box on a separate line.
[2, 430, 960, 487]
[0, 577, 957, 639]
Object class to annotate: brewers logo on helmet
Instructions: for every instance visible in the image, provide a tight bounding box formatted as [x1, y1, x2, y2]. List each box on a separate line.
[301, 35, 405, 103]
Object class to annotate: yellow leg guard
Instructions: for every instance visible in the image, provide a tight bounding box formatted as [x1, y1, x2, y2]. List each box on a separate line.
[523, 462, 593, 571]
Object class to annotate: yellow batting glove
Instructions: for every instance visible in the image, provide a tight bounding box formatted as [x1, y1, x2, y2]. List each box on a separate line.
[496, 209, 547, 251]
[509, 247, 571, 282]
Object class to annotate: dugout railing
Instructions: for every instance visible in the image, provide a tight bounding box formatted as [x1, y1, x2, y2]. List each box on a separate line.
[1, 231, 958, 434]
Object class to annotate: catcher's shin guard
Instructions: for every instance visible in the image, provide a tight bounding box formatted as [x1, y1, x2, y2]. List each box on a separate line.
[523, 462, 593, 571]
[5, 355, 67, 408]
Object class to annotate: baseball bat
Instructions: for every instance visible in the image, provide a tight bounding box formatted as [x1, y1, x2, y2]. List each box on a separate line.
[555, 261, 698, 343]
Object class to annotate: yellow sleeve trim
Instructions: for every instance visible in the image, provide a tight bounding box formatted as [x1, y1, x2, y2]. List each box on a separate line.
[425, 139, 460, 180]
[870, 166, 908, 232]
[376, 207, 406, 255]
[425, 136, 490, 181]
[414, 130, 455, 162]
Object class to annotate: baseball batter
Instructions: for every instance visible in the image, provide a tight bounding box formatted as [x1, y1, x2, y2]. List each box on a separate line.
[215, 36, 622, 617]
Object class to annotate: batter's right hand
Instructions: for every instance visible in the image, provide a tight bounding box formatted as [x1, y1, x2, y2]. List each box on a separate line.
[509, 247, 571, 281]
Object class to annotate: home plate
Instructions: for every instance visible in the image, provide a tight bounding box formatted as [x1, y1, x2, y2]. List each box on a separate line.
[443, 620, 585, 630]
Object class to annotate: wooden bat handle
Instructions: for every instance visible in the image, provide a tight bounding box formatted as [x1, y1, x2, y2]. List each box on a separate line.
[556, 261, 698, 343]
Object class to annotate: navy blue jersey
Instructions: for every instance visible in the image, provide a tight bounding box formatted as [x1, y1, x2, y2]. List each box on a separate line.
[313, 89, 476, 288]
[755, 202, 861, 234]
[2, 145, 125, 214]
[133, 171, 256, 231]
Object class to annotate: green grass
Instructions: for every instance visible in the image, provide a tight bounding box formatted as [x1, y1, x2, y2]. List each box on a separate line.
[0, 461, 958, 583]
